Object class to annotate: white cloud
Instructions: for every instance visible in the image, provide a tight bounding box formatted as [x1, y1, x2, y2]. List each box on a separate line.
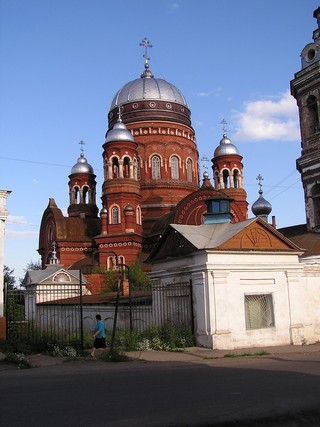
[197, 86, 222, 98]
[197, 92, 210, 97]
[5, 229, 38, 239]
[232, 91, 300, 142]
[169, 3, 179, 12]
[7, 215, 30, 225]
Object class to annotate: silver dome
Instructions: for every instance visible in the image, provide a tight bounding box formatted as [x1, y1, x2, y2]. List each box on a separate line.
[110, 75, 188, 110]
[71, 153, 94, 174]
[105, 119, 134, 143]
[214, 133, 239, 157]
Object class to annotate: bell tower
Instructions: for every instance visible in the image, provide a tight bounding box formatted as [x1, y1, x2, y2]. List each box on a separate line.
[291, 7, 320, 231]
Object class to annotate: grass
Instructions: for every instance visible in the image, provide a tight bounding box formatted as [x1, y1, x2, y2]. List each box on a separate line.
[223, 350, 270, 358]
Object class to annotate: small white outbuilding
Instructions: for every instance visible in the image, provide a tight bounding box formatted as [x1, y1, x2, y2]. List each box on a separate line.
[148, 217, 320, 350]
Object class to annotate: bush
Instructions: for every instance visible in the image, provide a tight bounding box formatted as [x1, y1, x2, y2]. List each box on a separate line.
[114, 323, 195, 352]
[2, 352, 33, 369]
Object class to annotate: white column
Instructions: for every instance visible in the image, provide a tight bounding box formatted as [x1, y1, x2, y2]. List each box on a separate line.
[0, 190, 11, 317]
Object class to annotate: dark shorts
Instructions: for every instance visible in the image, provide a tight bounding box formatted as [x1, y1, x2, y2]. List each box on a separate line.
[94, 337, 106, 349]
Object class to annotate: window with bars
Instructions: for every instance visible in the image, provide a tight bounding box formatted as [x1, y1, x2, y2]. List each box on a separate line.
[152, 155, 161, 179]
[111, 206, 120, 224]
[245, 294, 274, 329]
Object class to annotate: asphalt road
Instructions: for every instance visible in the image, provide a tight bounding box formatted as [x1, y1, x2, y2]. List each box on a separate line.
[1, 354, 320, 426]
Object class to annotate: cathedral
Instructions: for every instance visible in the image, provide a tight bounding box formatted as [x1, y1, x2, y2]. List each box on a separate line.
[38, 38, 248, 276]
[38, 6, 320, 282]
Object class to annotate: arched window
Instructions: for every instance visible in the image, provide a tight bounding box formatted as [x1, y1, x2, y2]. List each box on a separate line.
[152, 155, 161, 179]
[187, 159, 192, 182]
[223, 169, 230, 189]
[171, 156, 179, 179]
[83, 186, 89, 203]
[107, 256, 116, 270]
[137, 157, 141, 180]
[112, 157, 119, 178]
[307, 95, 319, 134]
[111, 206, 120, 224]
[136, 205, 142, 225]
[214, 171, 220, 189]
[74, 186, 80, 204]
[233, 170, 240, 188]
[123, 157, 130, 178]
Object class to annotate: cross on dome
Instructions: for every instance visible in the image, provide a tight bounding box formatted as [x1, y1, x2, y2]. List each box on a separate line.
[256, 174, 264, 193]
[79, 140, 85, 156]
[201, 155, 209, 171]
[220, 118, 228, 133]
[139, 37, 153, 64]
[139, 38, 154, 78]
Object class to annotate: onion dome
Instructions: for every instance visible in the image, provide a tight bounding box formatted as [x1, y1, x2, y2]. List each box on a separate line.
[201, 171, 213, 188]
[214, 133, 239, 157]
[251, 174, 272, 221]
[105, 116, 134, 143]
[71, 153, 94, 174]
[110, 62, 188, 109]
[124, 204, 134, 213]
[108, 39, 191, 128]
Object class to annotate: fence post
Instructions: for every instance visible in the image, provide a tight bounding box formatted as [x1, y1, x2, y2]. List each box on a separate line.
[79, 269, 84, 351]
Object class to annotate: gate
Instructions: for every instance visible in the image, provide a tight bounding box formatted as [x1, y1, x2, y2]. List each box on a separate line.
[5, 283, 84, 349]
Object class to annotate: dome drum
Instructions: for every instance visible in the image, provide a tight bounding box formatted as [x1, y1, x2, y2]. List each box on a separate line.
[108, 100, 191, 129]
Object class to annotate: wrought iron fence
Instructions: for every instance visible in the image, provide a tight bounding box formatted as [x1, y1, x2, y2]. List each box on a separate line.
[5, 283, 83, 349]
[5, 279, 194, 350]
[124, 280, 194, 333]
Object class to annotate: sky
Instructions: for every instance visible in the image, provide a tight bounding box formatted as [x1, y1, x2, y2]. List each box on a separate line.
[1, 0, 318, 281]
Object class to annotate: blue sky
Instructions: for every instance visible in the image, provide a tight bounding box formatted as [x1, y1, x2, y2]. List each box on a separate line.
[1, 0, 318, 280]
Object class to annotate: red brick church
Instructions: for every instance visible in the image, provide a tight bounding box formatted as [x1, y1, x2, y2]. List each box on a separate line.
[38, 38, 249, 274]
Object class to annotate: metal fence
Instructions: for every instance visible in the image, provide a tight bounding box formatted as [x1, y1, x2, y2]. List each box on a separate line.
[5, 283, 83, 349]
[5, 280, 194, 350]
[128, 281, 194, 334]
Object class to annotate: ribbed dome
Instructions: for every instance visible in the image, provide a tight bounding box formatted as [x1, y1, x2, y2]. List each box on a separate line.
[110, 65, 188, 110]
[105, 119, 134, 143]
[251, 193, 272, 217]
[214, 133, 239, 157]
[71, 153, 94, 174]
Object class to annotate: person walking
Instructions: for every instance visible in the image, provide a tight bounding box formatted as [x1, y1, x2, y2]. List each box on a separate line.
[91, 314, 106, 358]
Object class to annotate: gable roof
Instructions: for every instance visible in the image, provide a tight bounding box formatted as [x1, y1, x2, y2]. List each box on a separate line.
[148, 217, 303, 263]
[23, 264, 88, 286]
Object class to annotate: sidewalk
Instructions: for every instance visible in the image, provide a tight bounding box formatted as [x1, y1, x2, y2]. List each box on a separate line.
[25, 342, 320, 368]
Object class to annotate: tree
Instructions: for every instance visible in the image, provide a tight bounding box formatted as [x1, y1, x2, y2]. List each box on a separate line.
[129, 258, 151, 289]
[19, 259, 42, 286]
[25, 260, 42, 271]
[4, 265, 16, 290]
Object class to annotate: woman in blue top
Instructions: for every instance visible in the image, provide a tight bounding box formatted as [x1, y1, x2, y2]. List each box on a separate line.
[91, 314, 106, 358]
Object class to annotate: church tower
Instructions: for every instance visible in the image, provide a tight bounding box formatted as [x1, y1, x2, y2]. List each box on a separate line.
[211, 129, 248, 222]
[291, 7, 320, 231]
[67, 142, 99, 219]
[107, 38, 199, 236]
[95, 114, 143, 268]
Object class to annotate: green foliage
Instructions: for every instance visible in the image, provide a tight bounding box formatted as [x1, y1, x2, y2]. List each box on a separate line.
[129, 258, 151, 289]
[99, 270, 119, 293]
[98, 348, 129, 363]
[4, 265, 16, 290]
[1, 352, 33, 369]
[114, 323, 194, 352]
[223, 351, 270, 358]
[49, 345, 78, 357]
[25, 260, 42, 271]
